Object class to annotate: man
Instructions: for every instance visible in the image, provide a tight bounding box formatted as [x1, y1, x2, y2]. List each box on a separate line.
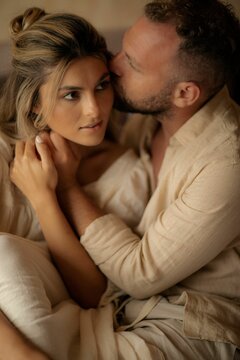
[1, 0, 240, 358]
[56, 0, 240, 358]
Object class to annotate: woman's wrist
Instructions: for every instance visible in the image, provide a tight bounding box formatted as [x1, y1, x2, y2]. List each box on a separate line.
[16, 342, 51, 360]
[31, 189, 58, 213]
[56, 176, 79, 194]
[22, 346, 51, 360]
[0, 311, 51, 360]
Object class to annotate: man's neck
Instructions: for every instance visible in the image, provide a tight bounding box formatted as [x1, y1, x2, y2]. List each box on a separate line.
[155, 98, 206, 141]
[155, 109, 191, 142]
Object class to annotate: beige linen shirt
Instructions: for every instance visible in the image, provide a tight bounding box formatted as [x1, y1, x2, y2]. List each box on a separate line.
[81, 87, 240, 347]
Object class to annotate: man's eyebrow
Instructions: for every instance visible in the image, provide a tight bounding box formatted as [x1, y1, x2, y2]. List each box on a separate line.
[58, 72, 111, 91]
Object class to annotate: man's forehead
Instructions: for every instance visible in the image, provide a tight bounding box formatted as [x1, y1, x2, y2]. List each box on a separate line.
[123, 16, 181, 61]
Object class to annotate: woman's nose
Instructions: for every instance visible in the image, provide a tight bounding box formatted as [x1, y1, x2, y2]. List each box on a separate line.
[83, 95, 100, 118]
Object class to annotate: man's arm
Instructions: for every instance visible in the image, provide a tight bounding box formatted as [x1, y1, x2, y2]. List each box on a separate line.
[59, 160, 240, 299]
[0, 311, 51, 360]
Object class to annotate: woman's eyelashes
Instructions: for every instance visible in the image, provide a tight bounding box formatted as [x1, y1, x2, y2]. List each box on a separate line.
[96, 78, 111, 91]
[60, 78, 111, 101]
[63, 91, 80, 100]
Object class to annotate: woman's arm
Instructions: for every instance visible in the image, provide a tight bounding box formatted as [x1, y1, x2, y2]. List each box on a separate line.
[0, 311, 50, 360]
[10, 140, 106, 308]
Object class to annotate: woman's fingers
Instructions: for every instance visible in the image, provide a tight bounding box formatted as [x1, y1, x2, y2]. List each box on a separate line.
[10, 137, 58, 206]
[50, 131, 70, 154]
[39, 131, 56, 153]
[14, 138, 54, 168]
[49, 131, 76, 167]
[24, 139, 37, 160]
[14, 140, 25, 158]
[35, 137, 55, 169]
[50, 131, 83, 163]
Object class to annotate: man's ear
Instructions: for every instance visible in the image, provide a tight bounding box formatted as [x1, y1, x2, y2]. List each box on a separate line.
[172, 82, 201, 108]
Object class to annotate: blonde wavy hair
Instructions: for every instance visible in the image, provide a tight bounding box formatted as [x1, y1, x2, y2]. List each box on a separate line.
[0, 7, 111, 140]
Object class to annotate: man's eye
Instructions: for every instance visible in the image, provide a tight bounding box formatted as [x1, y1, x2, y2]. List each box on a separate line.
[64, 91, 79, 100]
[128, 59, 136, 70]
[125, 54, 138, 71]
[96, 80, 111, 91]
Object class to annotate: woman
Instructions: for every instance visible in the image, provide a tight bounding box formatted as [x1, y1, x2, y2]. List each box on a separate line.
[0, 7, 149, 360]
[0, 6, 116, 306]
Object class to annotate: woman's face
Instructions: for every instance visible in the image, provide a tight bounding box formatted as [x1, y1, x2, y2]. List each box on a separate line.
[38, 56, 113, 146]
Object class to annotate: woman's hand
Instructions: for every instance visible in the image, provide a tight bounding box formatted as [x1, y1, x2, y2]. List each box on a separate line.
[10, 138, 58, 209]
[50, 131, 81, 191]
[38, 131, 82, 192]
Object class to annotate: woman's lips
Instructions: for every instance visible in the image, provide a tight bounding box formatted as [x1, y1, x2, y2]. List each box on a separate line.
[79, 120, 102, 130]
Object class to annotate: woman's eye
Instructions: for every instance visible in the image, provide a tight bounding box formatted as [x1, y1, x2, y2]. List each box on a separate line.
[96, 79, 111, 91]
[63, 91, 79, 100]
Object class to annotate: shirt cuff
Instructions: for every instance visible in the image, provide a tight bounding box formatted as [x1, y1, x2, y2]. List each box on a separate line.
[81, 213, 129, 265]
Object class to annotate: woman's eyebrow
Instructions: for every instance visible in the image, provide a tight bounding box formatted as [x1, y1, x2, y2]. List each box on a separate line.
[58, 85, 82, 91]
[58, 72, 110, 91]
[99, 72, 111, 81]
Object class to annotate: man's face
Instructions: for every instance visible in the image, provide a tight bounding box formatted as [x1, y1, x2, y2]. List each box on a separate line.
[110, 16, 181, 115]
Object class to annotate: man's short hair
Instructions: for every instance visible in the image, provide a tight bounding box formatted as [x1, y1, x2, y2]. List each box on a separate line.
[145, 0, 240, 97]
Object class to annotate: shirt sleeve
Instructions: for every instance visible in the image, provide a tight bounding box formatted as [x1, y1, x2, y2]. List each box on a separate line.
[81, 160, 240, 299]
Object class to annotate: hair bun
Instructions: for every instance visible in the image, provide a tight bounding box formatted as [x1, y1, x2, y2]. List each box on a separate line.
[10, 7, 46, 38]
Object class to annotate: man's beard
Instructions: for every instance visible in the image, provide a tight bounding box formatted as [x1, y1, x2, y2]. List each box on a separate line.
[112, 77, 175, 117]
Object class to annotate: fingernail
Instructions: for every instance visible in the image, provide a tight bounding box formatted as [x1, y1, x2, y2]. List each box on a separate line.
[35, 135, 43, 144]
